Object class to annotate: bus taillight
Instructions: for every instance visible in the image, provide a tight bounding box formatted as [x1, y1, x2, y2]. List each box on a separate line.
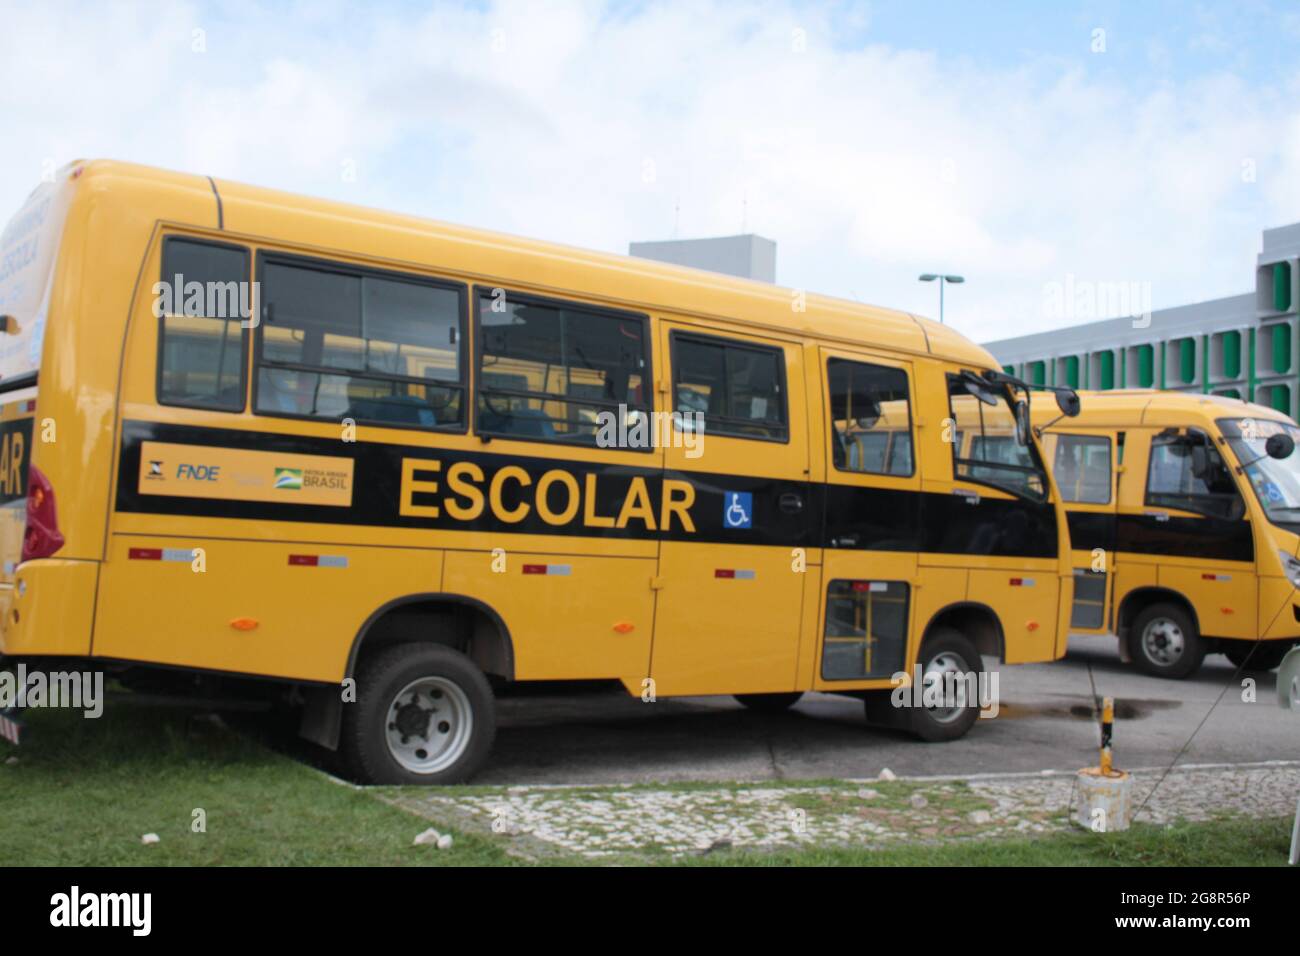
[22, 464, 64, 561]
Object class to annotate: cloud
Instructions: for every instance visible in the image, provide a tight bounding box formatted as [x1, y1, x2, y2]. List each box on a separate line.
[2, 0, 1298, 343]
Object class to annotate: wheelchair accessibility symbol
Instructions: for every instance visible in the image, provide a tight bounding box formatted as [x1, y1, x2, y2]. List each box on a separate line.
[724, 491, 753, 529]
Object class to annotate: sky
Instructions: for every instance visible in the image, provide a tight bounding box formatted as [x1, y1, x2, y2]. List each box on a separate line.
[3, 0, 1299, 343]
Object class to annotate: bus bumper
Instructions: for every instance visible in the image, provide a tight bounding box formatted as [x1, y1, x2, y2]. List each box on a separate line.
[0, 559, 97, 657]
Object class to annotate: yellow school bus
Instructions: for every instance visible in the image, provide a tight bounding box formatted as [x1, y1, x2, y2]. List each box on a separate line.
[1035, 389, 1300, 678]
[0, 160, 1079, 783]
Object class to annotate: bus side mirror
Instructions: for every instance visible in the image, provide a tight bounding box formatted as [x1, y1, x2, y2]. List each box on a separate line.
[1190, 444, 1210, 480]
[1055, 388, 1081, 418]
[856, 398, 882, 430]
[1266, 433, 1295, 460]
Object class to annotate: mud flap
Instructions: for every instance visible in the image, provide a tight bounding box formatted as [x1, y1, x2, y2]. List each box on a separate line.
[0, 706, 24, 746]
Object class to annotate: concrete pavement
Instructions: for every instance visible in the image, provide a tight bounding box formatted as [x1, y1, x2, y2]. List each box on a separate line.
[478, 635, 1299, 785]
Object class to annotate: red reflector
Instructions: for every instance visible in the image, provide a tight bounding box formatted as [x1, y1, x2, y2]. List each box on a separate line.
[21, 464, 64, 562]
[288, 554, 319, 566]
[522, 564, 546, 575]
[851, 581, 873, 592]
[24, 400, 35, 412]
[129, 548, 162, 560]
[714, 569, 736, 578]
[1202, 573, 1218, 580]
[1009, 578, 1023, 586]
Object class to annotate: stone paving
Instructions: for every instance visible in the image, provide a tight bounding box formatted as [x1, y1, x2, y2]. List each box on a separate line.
[383, 762, 1300, 859]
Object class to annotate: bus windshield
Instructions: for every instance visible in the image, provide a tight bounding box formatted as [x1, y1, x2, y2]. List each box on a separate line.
[1220, 417, 1300, 527]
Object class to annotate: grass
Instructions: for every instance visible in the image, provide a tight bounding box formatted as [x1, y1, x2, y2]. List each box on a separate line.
[679, 815, 1296, 866]
[0, 699, 511, 866]
[2, 698, 1293, 866]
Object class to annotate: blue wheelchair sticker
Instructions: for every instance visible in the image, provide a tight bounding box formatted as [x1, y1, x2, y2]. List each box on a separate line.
[723, 491, 753, 529]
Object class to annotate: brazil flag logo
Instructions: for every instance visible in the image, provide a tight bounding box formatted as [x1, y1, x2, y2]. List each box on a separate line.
[273, 468, 303, 490]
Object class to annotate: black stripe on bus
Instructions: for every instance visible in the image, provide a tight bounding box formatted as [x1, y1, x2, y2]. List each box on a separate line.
[0, 417, 33, 505]
[206, 175, 224, 230]
[1065, 509, 1253, 563]
[115, 419, 1059, 558]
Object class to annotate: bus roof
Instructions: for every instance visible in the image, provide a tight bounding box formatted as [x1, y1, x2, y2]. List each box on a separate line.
[58, 159, 997, 369]
[1034, 388, 1297, 428]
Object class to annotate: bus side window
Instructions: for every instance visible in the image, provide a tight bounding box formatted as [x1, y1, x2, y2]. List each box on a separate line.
[1053, 434, 1111, 504]
[671, 333, 788, 442]
[157, 237, 250, 411]
[475, 289, 650, 446]
[1146, 431, 1244, 519]
[827, 358, 912, 476]
[254, 258, 466, 429]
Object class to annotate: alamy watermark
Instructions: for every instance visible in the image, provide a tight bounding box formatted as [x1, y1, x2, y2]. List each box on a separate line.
[0, 664, 104, 718]
[890, 667, 1000, 719]
[151, 275, 259, 328]
[595, 405, 705, 458]
[1043, 274, 1153, 329]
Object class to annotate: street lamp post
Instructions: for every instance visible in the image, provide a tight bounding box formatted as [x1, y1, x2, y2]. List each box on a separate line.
[918, 273, 965, 324]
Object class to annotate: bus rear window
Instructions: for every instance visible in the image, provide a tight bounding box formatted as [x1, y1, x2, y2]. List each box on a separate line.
[158, 238, 249, 411]
[0, 173, 75, 387]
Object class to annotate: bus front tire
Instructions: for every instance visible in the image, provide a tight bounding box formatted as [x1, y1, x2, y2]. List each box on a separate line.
[734, 692, 803, 712]
[1224, 640, 1295, 672]
[341, 643, 496, 785]
[903, 629, 983, 743]
[1127, 603, 1204, 679]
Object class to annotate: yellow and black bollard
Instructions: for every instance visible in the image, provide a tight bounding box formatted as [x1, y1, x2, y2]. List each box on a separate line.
[1099, 696, 1114, 775]
[1074, 695, 1133, 832]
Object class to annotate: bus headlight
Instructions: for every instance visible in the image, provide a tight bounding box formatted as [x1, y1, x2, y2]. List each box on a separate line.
[1279, 549, 1300, 589]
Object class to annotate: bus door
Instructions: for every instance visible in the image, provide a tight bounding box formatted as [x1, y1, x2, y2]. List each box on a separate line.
[1041, 429, 1117, 633]
[1118, 424, 1257, 638]
[813, 349, 919, 689]
[923, 368, 1062, 665]
[648, 322, 810, 696]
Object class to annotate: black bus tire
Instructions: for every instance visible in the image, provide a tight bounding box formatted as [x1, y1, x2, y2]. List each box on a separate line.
[341, 643, 496, 785]
[905, 629, 983, 743]
[1127, 602, 1204, 679]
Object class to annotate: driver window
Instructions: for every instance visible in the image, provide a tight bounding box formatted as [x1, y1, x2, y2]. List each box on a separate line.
[1146, 431, 1244, 519]
[947, 373, 1046, 500]
[828, 358, 913, 476]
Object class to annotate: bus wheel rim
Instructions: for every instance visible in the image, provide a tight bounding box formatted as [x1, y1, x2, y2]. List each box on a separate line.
[922, 651, 969, 724]
[1141, 618, 1185, 666]
[384, 677, 474, 775]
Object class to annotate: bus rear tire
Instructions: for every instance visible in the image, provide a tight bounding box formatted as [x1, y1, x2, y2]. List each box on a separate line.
[904, 629, 982, 743]
[734, 692, 803, 712]
[341, 643, 496, 785]
[1224, 640, 1295, 672]
[1127, 602, 1203, 679]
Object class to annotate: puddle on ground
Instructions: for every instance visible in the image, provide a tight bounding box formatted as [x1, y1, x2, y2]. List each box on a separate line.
[997, 698, 1182, 721]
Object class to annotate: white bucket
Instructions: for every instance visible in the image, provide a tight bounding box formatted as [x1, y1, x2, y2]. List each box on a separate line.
[1075, 767, 1133, 832]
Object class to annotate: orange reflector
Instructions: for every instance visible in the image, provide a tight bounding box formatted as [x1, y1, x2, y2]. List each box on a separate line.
[1220, 607, 1234, 615]
[1026, 620, 1040, 632]
[229, 617, 259, 631]
[612, 621, 635, 634]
